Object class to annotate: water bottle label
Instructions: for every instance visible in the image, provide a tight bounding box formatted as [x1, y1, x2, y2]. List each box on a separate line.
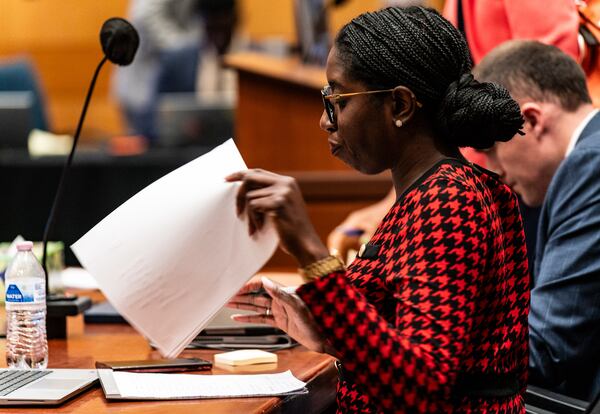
[5, 281, 45, 303]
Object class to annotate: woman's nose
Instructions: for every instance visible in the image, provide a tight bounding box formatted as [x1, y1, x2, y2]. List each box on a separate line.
[319, 110, 335, 132]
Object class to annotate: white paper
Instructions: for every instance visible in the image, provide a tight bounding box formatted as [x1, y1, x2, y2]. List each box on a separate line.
[60, 267, 99, 290]
[72, 140, 279, 357]
[110, 370, 306, 399]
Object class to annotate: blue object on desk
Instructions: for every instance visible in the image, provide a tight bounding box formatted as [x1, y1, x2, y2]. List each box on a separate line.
[84, 301, 127, 324]
[341, 228, 364, 237]
[0, 59, 49, 131]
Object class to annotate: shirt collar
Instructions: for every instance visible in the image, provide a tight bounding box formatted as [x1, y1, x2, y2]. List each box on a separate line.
[566, 109, 599, 156]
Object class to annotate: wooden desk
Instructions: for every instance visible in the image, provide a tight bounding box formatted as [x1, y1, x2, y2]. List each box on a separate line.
[0, 273, 337, 413]
[0, 317, 337, 413]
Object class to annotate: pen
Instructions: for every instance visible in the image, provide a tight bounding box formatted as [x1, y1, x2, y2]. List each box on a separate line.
[340, 228, 365, 237]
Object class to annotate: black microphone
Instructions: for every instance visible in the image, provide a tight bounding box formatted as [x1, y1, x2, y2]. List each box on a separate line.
[41, 18, 139, 301]
[100, 17, 140, 66]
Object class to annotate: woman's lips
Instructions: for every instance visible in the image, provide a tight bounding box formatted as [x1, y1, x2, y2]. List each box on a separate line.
[328, 140, 341, 155]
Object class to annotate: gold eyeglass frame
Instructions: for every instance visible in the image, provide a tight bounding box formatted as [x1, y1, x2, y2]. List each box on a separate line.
[321, 85, 423, 124]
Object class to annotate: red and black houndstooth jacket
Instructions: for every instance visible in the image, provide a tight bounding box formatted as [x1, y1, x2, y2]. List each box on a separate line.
[297, 159, 530, 413]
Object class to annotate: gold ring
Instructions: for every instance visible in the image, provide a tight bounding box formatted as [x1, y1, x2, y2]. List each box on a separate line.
[265, 308, 271, 317]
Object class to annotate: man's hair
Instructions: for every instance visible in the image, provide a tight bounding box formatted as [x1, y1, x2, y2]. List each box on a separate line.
[474, 40, 592, 111]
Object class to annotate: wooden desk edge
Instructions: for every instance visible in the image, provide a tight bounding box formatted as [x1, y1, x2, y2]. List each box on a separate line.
[272, 360, 337, 413]
[224, 52, 327, 90]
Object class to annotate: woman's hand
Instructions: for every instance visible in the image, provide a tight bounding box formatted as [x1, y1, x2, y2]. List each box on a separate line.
[226, 169, 329, 267]
[228, 277, 333, 355]
[327, 188, 395, 262]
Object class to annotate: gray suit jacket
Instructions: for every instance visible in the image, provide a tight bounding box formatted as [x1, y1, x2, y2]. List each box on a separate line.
[530, 112, 600, 401]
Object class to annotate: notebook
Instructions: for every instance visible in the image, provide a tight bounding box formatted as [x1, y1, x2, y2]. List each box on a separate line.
[0, 369, 98, 406]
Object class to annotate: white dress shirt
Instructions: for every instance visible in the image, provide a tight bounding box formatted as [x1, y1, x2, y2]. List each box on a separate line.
[565, 109, 599, 156]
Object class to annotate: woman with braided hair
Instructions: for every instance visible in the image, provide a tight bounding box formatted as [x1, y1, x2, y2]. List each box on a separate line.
[227, 6, 530, 413]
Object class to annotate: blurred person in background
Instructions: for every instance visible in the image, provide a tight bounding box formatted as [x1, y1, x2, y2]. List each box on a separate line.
[113, 0, 237, 142]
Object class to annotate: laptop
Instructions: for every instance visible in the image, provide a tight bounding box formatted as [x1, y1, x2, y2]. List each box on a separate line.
[0, 91, 34, 148]
[84, 301, 281, 335]
[156, 93, 234, 148]
[85, 301, 294, 350]
[0, 368, 98, 406]
[189, 307, 296, 350]
[85, 301, 284, 335]
[84, 301, 126, 324]
[588, 389, 600, 414]
[200, 306, 283, 336]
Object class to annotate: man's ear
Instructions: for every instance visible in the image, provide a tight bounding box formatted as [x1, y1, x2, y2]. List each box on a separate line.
[391, 86, 419, 125]
[521, 102, 544, 140]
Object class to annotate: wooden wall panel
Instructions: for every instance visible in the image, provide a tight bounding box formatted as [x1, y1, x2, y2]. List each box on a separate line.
[238, 0, 382, 43]
[0, 0, 128, 137]
[237, 0, 443, 43]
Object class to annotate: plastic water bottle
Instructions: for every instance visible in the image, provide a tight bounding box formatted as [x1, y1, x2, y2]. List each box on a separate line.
[4, 241, 48, 369]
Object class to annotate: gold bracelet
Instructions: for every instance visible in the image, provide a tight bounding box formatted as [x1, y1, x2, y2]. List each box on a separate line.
[299, 255, 345, 282]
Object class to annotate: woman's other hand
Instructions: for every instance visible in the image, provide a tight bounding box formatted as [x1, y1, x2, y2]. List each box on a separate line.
[226, 169, 329, 267]
[327, 188, 395, 262]
[228, 277, 333, 355]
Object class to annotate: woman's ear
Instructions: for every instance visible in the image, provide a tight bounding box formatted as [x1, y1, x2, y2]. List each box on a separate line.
[391, 86, 419, 126]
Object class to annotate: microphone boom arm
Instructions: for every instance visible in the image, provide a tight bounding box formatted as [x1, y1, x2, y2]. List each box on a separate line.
[41, 56, 108, 298]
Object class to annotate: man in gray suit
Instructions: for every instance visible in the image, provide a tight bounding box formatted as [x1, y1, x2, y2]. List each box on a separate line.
[475, 40, 600, 401]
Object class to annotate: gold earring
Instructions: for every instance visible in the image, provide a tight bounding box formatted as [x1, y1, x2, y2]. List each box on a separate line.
[395, 119, 403, 128]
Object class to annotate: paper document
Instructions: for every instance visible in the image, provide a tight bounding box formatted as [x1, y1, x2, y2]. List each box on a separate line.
[72, 139, 279, 358]
[100, 370, 307, 400]
[60, 267, 99, 290]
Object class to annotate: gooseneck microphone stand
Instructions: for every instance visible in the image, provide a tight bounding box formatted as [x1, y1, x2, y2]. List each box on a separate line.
[40, 57, 108, 338]
[38, 16, 138, 338]
[41, 56, 108, 298]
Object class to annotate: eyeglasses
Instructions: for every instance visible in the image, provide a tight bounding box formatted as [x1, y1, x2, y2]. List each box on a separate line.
[321, 85, 422, 124]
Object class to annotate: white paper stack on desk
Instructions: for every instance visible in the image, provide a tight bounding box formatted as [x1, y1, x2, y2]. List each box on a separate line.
[72, 139, 279, 358]
[97, 369, 307, 400]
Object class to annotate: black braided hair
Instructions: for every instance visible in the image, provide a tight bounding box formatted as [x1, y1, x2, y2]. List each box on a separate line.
[335, 7, 523, 149]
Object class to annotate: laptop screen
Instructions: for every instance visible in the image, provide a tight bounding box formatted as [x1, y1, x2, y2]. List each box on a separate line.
[156, 93, 234, 148]
[588, 389, 600, 414]
[0, 91, 34, 149]
[200, 307, 283, 336]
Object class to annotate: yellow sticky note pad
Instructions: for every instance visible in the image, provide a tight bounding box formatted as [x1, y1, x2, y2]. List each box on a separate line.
[214, 350, 278, 366]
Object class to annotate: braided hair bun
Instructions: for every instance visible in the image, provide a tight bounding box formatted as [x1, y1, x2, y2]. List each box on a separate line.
[437, 73, 524, 149]
[335, 7, 523, 149]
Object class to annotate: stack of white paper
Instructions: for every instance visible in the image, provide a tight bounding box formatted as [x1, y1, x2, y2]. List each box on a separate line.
[72, 140, 279, 357]
[100, 370, 307, 400]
